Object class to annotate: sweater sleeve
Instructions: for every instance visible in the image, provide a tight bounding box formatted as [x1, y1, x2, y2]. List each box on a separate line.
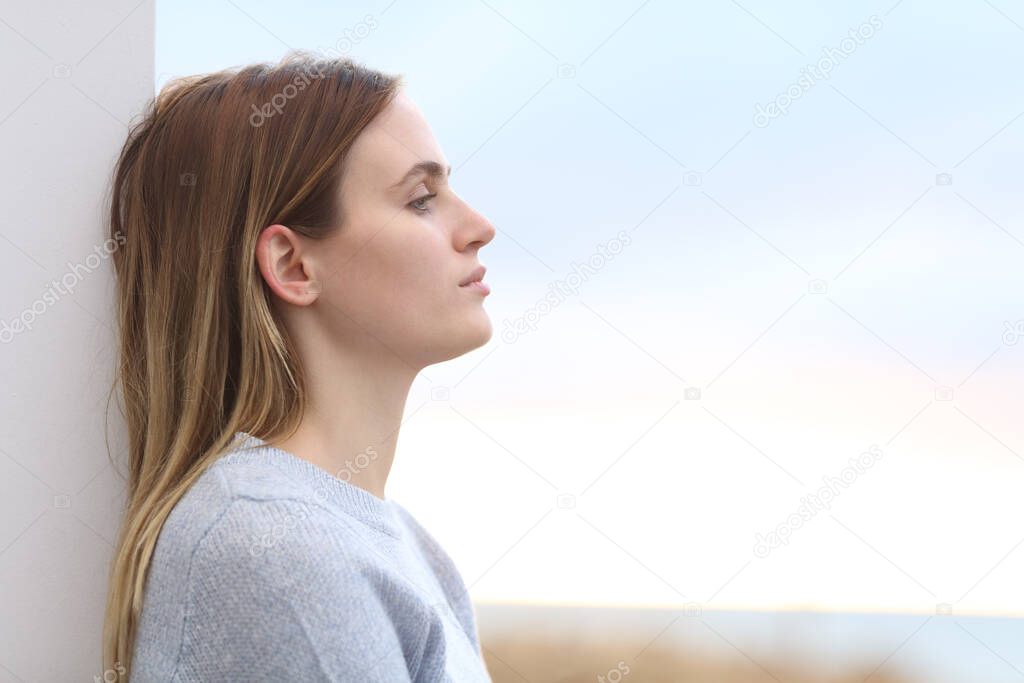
[391, 501, 482, 655]
[168, 498, 426, 682]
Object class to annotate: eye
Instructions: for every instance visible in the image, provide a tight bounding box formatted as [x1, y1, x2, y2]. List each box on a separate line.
[408, 193, 437, 213]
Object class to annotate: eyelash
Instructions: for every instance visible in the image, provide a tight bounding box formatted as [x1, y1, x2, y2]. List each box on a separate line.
[409, 193, 437, 213]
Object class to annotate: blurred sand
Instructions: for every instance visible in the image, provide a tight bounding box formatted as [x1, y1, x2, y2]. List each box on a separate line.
[480, 633, 911, 683]
[477, 604, 918, 683]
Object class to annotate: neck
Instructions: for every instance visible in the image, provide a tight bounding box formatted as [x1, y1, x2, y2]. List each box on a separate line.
[267, 337, 419, 501]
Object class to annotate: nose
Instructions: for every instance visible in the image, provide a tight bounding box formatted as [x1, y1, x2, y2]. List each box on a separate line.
[455, 201, 496, 252]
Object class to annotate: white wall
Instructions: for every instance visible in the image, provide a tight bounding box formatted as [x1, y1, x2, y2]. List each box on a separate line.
[0, 1, 153, 680]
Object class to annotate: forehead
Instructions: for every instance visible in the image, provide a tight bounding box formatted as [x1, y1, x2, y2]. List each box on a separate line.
[343, 91, 446, 191]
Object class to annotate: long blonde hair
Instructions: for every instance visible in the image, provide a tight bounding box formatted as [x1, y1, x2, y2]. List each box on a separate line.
[102, 50, 402, 677]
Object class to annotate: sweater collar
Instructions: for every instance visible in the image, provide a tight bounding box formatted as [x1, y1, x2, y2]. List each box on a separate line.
[226, 431, 402, 538]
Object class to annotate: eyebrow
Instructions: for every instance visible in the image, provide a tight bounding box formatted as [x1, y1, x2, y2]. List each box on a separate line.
[389, 160, 452, 190]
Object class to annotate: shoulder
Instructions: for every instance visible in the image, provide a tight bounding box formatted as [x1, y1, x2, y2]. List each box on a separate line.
[190, 494, 363, 572]
[170, 496, 441, 681]
[156, 454, 323, 542]
[156, 450, 363, 564]
[134, 466, 441, 681]
[183, 495, 424, 628]
[209, 447, 325, 502]
[389, 501, 483, 652]
[389, 501, 465, 587]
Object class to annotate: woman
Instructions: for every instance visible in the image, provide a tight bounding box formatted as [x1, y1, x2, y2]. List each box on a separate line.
[102, 52, 496, 681]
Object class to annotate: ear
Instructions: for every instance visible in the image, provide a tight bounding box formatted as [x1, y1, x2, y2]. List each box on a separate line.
[255, 224, 321, 306]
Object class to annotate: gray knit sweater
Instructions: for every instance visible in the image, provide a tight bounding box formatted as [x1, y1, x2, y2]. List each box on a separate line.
[130, 431, 493, 682]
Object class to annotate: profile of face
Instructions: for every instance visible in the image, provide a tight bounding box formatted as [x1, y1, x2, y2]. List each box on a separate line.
[259, 90, 496, 370]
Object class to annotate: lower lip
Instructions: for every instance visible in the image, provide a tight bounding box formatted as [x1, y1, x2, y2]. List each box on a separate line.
[460, 280, 491, 295]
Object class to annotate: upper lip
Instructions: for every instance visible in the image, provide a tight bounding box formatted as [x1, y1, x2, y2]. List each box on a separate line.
[459, 265, 486, 286]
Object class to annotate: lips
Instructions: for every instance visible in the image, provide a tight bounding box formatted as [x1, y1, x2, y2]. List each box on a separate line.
[459, 265, 487, 287]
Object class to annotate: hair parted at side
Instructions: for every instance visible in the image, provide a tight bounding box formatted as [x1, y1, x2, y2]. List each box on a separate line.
[101, 50, 402, 677]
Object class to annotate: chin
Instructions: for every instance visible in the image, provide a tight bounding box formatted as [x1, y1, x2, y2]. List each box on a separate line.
[426, 313, 493, 366]
[469, 313, 493, 348]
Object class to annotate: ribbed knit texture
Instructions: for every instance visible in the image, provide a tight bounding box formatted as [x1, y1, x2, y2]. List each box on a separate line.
[130, 432, 493, 682]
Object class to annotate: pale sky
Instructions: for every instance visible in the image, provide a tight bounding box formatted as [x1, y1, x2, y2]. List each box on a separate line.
[158, 0, 1024, 617]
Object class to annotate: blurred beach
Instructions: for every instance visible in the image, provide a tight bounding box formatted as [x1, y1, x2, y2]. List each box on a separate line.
[478, 603, 1024, 682]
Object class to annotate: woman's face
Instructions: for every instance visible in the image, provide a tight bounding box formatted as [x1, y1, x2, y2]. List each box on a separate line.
[303, 91, 496, 368]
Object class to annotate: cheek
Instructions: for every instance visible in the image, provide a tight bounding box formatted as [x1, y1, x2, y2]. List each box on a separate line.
[383, 224, 449, 296]
[330, 219, 451, 320]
